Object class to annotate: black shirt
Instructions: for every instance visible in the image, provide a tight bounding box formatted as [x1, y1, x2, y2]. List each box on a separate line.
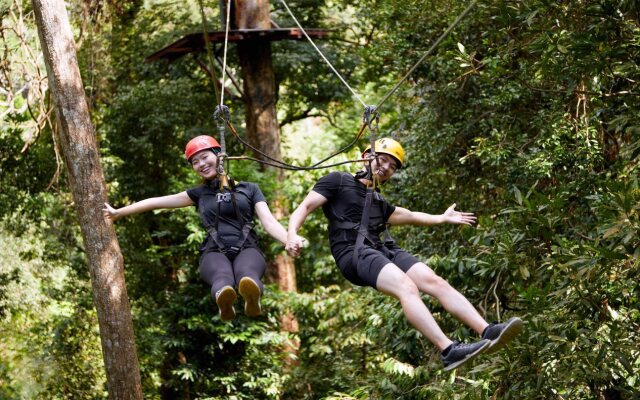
[187, 180, 266, 251]
[312, 171, 396, 260]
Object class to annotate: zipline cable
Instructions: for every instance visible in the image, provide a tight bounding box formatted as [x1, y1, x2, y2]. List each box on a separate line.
[227, 0, 477, 171]
[198, 0, 229, 181]
[223, 115, 371, 170]
[219, 0, 232, 107]
[202, 0, 233, 185]
[209, 1, 477, 172]
[214, 0, 232, 157]
[227, 154, 374, 171]
[375, 1, 477, 110]
[365, 105, 379, 188]
[207, 4, 377, 171]
[279, 0, 367, 108]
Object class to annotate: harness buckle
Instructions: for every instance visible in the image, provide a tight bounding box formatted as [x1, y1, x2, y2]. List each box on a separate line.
[222, 246, 241, 257]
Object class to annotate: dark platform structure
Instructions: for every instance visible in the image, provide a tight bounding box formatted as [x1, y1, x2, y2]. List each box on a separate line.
[146, 28, 329, 63]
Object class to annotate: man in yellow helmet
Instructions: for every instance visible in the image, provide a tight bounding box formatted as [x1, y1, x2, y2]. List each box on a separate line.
[286, 137, 522, 371]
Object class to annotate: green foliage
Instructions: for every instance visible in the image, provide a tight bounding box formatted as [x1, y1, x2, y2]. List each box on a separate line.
[0, 223, 106, 399]
[3, 0, 640, 398]
[352, 0, 640, 398]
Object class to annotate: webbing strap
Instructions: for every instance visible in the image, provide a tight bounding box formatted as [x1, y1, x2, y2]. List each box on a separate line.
[350, 186, 397, 266]
[383, 225, 395, 246]
[331, 221, 359, 230]
[206, 224, 228, 253]
[352, 187, 374, 266]
[205, 179, 254, 256]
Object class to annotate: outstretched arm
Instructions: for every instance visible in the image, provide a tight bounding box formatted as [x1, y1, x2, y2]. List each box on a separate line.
[286, 191, 328, 256]
[102, 192, 194, 221]
[388, 203, 477, 226]
[254, 201, 289, 245]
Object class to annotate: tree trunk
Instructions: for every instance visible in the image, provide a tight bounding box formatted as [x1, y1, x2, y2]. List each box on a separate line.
[232, 0, 299, 337]
[31, 1, 143, 398]
[234, 0, 282, 161]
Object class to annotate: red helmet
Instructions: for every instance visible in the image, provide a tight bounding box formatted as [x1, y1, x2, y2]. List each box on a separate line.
[184, 135, 221, 161]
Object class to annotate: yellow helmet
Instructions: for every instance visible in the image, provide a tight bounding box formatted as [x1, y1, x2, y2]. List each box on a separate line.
[362, 137, 405, 168]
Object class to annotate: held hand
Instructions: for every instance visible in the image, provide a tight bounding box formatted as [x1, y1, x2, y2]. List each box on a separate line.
[102, 202, 119, 221]
[286, 234, 307, 257]
[443, 203, 477, 226]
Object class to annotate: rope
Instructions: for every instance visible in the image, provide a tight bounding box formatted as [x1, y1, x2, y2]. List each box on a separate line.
[219, 0, 232, 106]
[375, 1, 478, 110]
[199, 1, 477, 173]
[213, 104, 231, 159]
[199, 0, 232, 182]
[278, 0, 367, 108]
[227, 155, 373, 171]
[364, 105, 379, 155]
[363, 105, 379, 189]
[224, 117, 370, 170]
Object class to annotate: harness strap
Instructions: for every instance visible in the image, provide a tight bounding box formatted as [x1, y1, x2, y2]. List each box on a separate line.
[379, 195, 395, 247]
[330, 221, 358, 230]
[331, 220, 386, 243]
[228, 179, 254, 254]
[329, 173, 397, 265]
[352, 187, 374, 266]
[205, 179, 254, 256]
[383, 225, 395, 245]
[206, 224, 229, 253]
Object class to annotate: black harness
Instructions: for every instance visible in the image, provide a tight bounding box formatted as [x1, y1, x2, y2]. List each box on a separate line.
[330, 172, 395, 266]
[204, 179, 254, 257]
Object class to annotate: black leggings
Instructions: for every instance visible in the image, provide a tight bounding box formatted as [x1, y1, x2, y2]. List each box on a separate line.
[199, 247, 266, 300]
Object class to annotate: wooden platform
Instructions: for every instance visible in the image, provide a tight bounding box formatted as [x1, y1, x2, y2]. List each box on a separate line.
[146, 28, 329, 62]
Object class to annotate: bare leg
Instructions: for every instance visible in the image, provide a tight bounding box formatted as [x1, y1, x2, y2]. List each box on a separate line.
[376, 263, 453, 350]
[406, 262, 488, 335]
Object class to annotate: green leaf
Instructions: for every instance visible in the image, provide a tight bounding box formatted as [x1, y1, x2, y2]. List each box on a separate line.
[513, 186, 523, 205]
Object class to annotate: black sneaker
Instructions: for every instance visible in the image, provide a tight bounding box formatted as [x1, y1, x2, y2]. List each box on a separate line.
[238, 277, 261, 317]
[215, 286, 237, 321]
[441, 339, 491, 371]
[481, 317, 523, 353]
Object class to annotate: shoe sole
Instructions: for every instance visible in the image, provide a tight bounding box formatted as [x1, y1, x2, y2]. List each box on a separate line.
[238, 277, 261, 317]
[443, 339, 491, 372]
[216, 286, 237, 321]
[485, 317, 523, 354]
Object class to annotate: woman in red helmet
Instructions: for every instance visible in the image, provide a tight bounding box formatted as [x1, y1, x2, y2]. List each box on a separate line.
[103, 135, 302, 321]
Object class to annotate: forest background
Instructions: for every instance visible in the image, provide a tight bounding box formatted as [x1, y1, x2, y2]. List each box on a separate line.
[1, 0, 639, 399]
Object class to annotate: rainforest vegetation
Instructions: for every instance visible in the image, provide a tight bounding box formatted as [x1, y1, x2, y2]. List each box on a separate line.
[1, 0, 639, 398]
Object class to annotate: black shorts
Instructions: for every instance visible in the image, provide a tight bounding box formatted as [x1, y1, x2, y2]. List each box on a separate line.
[335, 244, 420, 289]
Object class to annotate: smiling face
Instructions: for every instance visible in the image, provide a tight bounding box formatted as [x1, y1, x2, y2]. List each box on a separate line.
[369, 153, 399, 182]
[189, 149, 219, 180]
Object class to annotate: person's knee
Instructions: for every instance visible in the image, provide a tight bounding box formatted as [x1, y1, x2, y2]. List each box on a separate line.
[426, 271, 447, 286]
[410, 264, 449, 289]
[424, 273, 455, 297]
[397, 276, 420, 299]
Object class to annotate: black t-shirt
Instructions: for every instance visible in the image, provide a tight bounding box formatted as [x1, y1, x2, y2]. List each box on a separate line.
[312, 171, 396, 260]
[187, 180, 266, 251]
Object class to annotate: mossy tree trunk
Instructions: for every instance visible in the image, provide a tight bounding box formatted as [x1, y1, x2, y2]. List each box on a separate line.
[32, 0, 143, 398]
